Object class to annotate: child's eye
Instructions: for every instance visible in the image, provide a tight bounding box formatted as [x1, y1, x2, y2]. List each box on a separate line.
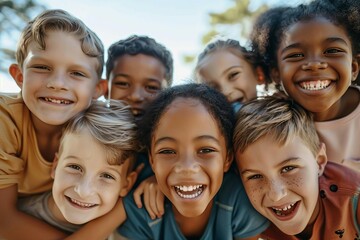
[113, 81, 130, 88]
[284, 53, 304, 60]
[158, 149, 175, 154]
[198, 148, 216, 154]
[324, 48, 344, 54]
[101, 173, 116, 180]
[67, 164, 82, 172]
[228, 72, 240, 80]
[72, 71, 86, 77]
[146, 85, 161, 92]
[281, 166, 296, 173]
[32, 65, 50, 71]
[247, 174, 262, 180]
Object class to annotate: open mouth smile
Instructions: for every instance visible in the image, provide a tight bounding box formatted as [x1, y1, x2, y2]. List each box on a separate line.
[42, 97, 72, 104]
[299, 80, 331, 91]
[66, 196, 98, 208]
[174, 184, 205, 199]
[270, 201, 299, 218]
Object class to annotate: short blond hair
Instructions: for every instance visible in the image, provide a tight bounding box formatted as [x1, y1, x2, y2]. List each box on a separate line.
[16, 9, 104, 78]
[60, 100, 138, 171]
[234, 96, 320, 156]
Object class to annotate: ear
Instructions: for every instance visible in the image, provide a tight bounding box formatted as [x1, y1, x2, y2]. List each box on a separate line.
[148, 151, 155, 169]
[119, 171, 137, 197]
[51, 153, 59, 179]
[103, 79, 110, 99]
[9, 64, 24, 89]
[92, 79, 108, 99]
[316, 143, 328, 176]
[223, 151, 234, 173]
[351, 58, 359, 82]
[270, 68, 281, 84]
[255, 66, 265, 85]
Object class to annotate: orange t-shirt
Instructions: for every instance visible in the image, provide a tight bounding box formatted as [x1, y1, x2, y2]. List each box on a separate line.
[0, 94, 53, 195]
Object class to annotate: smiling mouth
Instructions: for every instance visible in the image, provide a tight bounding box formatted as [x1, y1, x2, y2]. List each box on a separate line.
[299, 80, 331, 91]
[66, 196, 98, 208]
[174, 185, 205, 199]
[42, 97, 72, 104]
[271, 201, 299, 217]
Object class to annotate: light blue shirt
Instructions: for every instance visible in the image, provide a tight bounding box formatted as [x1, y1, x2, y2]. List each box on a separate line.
[118, 171, 269, 239]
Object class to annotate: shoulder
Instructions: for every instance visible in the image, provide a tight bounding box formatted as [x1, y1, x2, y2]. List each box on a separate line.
[0, 93, 27, 121]
[321, 161, 360, 190]
[118, 191, 170, 239]
[216, 171, 246, 206]
[215, 171, 269, 238]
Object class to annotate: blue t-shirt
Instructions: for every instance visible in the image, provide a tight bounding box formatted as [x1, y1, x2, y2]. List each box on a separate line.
[118, 172, 269, 239]
[133, 152, 153, 189]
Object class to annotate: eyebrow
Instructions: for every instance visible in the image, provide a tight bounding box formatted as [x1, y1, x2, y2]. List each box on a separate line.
[280, 43, 301, 55]
[28, 56, 94, 71]
[153, 135, 221, 147]
[325, 37, 349, 46]
[113, 73, 163, 83]
[223, 65, 243, 75]
[240, 157, 300, 175]
[63, 155, 81, 161]
[280, 37, 349, 55]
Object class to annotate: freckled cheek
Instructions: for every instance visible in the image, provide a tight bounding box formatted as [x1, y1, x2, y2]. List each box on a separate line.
[244, 183, 264, 206]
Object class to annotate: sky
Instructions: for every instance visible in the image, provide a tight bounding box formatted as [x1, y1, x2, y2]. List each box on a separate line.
[0, 0, 301, 93]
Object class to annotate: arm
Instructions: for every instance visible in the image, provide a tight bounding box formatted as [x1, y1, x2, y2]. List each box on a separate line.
[0, 185, 67, 240]
[64, 198, 127, 240]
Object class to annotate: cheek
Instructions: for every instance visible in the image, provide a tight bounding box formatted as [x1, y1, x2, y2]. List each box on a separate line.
[110, 86, 130, 99]
[244, 181, 264, 206]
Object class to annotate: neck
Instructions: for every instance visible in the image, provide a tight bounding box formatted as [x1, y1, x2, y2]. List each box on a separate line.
[313, 87, 359, 121]
[173, 200, 213, 238]
[48, 193, 69, 225]
[31, 114, 64, 162]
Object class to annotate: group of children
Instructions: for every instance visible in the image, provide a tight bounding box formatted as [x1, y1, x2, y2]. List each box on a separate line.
[0, 0, 360, 239]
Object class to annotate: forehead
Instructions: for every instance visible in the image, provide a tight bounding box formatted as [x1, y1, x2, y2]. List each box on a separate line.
[237, 135, 315, 169]
[60, 130, 105, 158]
[154, 98, 222, 139]
[199, 49, 245, 69]
[113, 54, 165, 73]
[282, 17, 351, 47]
[25, 31, 100, 73]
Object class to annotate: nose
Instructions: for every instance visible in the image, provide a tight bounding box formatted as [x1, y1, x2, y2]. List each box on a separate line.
[301, 61, 328, 71]
[127, 85, 145, 103]
[267, 179, 287, 202]
[174, 152, 200, 175]
[47, 72, 68, 90]
[74, 176, 96, 199]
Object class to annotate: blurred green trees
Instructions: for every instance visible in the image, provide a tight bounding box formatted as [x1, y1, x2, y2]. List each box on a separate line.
[183, 0, 268, 63]
[0, 0, 45, 72]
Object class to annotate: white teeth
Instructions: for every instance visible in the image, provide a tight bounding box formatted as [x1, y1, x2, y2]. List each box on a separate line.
[44, 97, 71, 104]
[69, 198, 96, 208]
[272, 203, 295, 216]
[174, 185, 204, 199]
[175, 185, 202, 192]
[300, 80, 331, 91]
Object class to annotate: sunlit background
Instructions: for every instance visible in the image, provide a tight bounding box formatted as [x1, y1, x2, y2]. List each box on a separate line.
[0, 0, 308, 93]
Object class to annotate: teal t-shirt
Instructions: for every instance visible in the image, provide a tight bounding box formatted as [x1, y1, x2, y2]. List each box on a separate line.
[118, 171, 269, 239]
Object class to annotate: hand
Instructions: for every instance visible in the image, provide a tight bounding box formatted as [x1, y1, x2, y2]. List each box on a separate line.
[133, 175, 164, 220]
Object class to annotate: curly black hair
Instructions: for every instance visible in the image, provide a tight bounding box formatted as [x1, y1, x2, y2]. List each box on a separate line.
[137, 83, 235, 155]
[250, 0, 360, 84]
[106, 35, 174, 86]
